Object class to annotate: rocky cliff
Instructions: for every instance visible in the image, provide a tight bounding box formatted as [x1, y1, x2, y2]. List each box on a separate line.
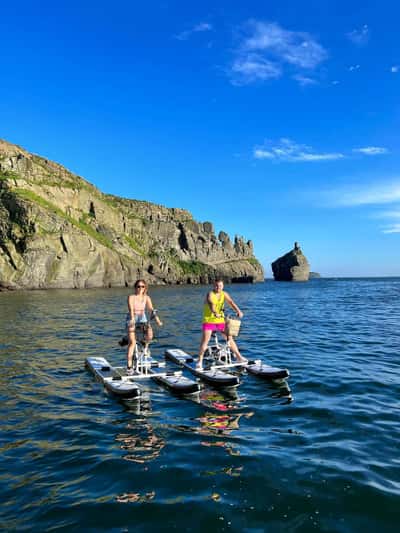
[0, 139, 264, 289]
[271, 242, 310, 281]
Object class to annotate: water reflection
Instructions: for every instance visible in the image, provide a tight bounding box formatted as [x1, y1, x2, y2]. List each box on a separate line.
[196, 410, 254, 435]
[200, 439, 241, 456]
[193, 388, 244, 411]
[116, 398, 166, 464]
[270, 381, 293, 404]
[116, 428, 165, 463]
[116, 491, 156, 504]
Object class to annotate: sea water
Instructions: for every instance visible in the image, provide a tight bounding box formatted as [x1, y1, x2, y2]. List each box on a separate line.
[0, 279, 399, 531]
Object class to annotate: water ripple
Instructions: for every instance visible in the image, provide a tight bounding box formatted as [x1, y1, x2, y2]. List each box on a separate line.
[0, 280, 399, 531]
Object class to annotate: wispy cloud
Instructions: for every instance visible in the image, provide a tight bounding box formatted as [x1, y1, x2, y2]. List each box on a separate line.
[254, 138, 344, 162]
[323, 180, 400, 234]
[353, 146, 389, 155]
[348, 64, 360, 71]
[391, 65, 399, 73]
[292, 74, 318, 86]
[242, 21, 327, 68]
[328, 182, 400, 207]
[254, 140, 390, 163]
[374, 211, 400, 233]
[230, 54, 281, 85]
[382, 224, 400, 234]
[175, 22, 213, 41]
[372, 209, 400, 219]
[229, 20, 327, 86]
[346, 24, 369, 46]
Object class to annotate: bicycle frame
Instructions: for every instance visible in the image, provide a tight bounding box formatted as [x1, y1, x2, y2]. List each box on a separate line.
[205, 331, 234, 366]
[133, 324, 153, 375]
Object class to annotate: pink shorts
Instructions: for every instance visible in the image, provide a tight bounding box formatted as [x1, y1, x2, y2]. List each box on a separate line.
[202, 322, 225, 332]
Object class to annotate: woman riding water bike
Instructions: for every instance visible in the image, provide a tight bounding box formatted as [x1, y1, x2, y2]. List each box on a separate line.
[197, 279, 247, 370]
[126, 279, 162, 375]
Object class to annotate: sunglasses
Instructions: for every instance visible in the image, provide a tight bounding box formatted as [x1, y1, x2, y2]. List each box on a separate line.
[136, 285, 146, 288]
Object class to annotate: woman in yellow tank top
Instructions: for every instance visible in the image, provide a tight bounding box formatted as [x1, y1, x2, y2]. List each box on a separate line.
[197, 279, 246, 370]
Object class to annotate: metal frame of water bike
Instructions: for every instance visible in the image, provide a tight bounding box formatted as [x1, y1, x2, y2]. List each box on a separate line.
[130, 317, 180, 380]
[204, 323, 245, 370]
[203, 326, 291, 382]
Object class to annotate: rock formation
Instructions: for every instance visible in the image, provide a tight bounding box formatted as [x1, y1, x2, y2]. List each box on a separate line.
[0, 139, 264, 289]
[309, 272, 321, 279]
[271, 242, 310, 281]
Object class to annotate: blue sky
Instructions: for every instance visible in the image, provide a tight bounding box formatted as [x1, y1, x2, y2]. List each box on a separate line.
[1, 0, 399, 277]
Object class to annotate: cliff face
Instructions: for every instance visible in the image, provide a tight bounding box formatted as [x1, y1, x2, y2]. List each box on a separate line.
[0, 140, 264, 289]
[271, 242, 310, 281]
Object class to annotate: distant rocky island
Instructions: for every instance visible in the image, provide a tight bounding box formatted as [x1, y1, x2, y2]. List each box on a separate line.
[0, 140, 264, 290]
[271, 242, 311, 281]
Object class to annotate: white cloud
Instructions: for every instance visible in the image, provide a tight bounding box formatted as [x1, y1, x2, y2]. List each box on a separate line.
[230, 54, 281, 85]
[328, 182, 400, 207]
[353, 146, 389, 155]
[254, 149, 275, 159]
[346, 25, 369, 46]
[229, 20, 327, 85]
[372, 209, 400, 219]
[293, 74, 317, 86]
[175, 22, 213, 41]
[348, 64, 360, 71]
[254, 138, 344, 162]
[391, 65, 399, 73]
[382, 224, 400, 234]
[378, 209, 400, 233]
[242, 20, 327, 68]
[324, 179, 400, 235]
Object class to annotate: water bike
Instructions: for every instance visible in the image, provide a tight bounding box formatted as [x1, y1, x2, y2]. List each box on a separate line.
[85, 356, 142, 399]
[204, 331, 290, 381]
[165, 318, 240, 389]
[87, 321, 200, 398]
[165, 347, 241, 389]
[166, 320, 289, 387]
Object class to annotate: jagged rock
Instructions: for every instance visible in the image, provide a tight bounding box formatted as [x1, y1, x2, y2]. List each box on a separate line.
[203, 222, 213, 234]
[0, 139, 264, 289]
[271, 242, 310, 281]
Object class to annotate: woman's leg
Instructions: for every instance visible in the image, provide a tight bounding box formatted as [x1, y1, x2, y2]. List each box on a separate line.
[126, 325, 137, 369]
[222, 333, 247, 363]
[144, 324, 153, 353]
[198, 329, 212, 369]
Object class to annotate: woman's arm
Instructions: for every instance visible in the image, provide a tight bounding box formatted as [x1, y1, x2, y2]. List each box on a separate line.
[146, 296, 163, 326]
[127, 295, 135, 321]
[224, 292, 243, 318]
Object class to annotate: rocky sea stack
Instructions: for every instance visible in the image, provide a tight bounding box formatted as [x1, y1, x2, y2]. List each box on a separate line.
[271, 242, 310, 281]
[0, 140, 264, 290]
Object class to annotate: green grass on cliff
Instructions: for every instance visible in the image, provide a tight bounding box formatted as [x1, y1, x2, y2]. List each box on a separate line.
[124, 235, 145, 256]
[12, 188, 114, 250]
[31, 155, 95, 192]
[0, 170, 20, 181]
[177, 259, 208, 276]
[246, 257, 261, 267]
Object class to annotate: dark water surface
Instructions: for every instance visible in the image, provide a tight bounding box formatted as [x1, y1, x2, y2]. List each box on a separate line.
[1, 279, 399, 532]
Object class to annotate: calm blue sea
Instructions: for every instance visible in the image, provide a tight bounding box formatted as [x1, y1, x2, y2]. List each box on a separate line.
[0, 279, 399, 532]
